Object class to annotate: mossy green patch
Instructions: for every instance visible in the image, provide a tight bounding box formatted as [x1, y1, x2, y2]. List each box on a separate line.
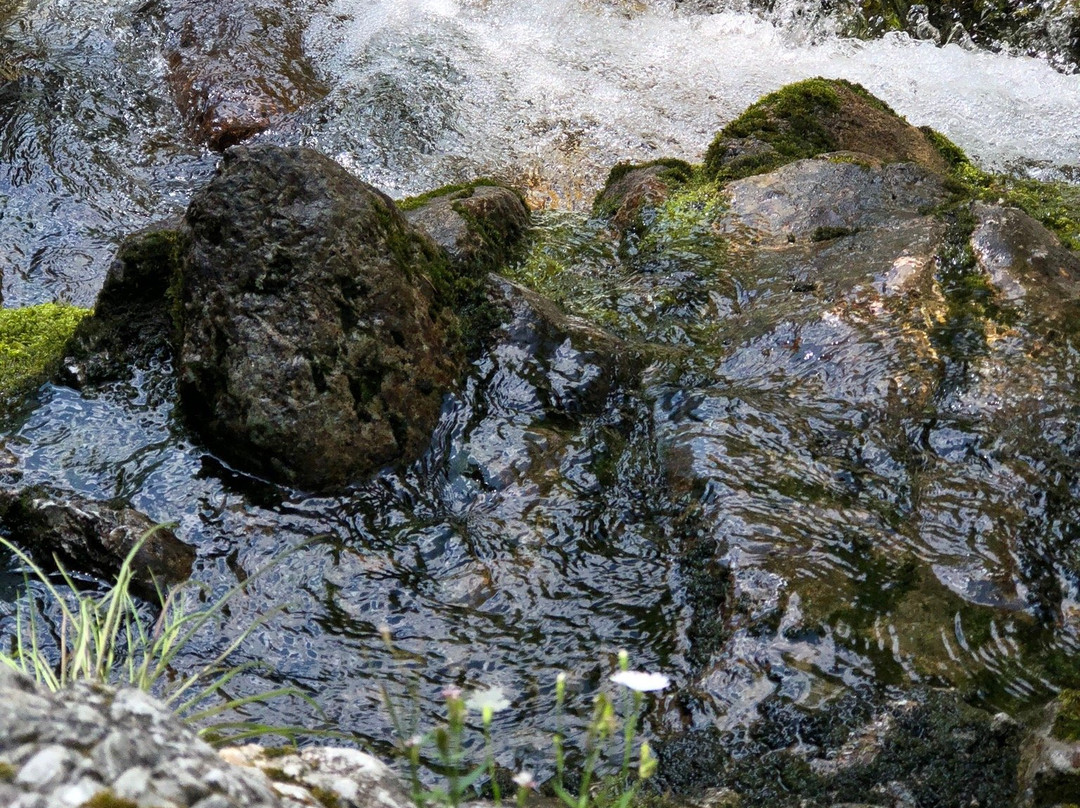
[79, 791, 139, 808]
[703, 78, 845, 181]
[311, 785, 343, 808]
[703, 77, 946, 184]
[261, 745, 299, 759]
[0, 761, 15, 782]
[0, 303, 90, 402]
[924, 128, 1080, 253]
[1052, 689, 1080, 742]
[810, 225, 859, 242]
[397, 178, 514, 212]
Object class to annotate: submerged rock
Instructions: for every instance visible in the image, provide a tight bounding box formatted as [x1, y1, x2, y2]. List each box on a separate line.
[160, 0, 327, 150]
[658, 690, 1021, 808]
[969, 200, 1080, 322]
[0, 485, 195, 591]
[178, 144, 464, 492]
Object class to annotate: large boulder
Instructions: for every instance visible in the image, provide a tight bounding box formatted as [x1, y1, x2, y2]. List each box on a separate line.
[177, 144, 464, 492]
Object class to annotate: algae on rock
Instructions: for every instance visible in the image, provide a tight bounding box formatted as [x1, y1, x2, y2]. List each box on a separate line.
[0, 303, 90, 405]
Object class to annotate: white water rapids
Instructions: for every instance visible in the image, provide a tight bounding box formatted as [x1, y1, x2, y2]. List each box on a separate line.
[293, 0, 1080, 207]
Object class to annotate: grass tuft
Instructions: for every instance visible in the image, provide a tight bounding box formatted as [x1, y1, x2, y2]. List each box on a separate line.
[0, 529, 316, 745]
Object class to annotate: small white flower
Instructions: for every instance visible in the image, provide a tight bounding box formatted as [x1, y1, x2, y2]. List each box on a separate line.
[610, 670, 670, 692]
[465, 685, 511, 713]
[512, 770, 536, 790]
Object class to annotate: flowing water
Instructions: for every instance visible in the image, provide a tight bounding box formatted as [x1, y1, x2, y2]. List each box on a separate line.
[2, 0, 1080, 783]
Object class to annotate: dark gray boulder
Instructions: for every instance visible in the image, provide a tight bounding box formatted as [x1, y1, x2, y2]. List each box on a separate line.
[0, 486, 195, 592]
[177, 144, 463, 492]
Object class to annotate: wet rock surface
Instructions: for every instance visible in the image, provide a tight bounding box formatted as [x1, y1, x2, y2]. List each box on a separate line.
[404, 183, 531, 274]
[178, 144, 463, 492]
[970, 201, 1080, 319]
[0, 485, 195, 590]
[592, 160, 694, 236]
[3, 77, 1080, 808]
[658, 690, 1022, 808]
[61, 221, 184, 387]
[718, 156, 948, 244]
[160, 0, 327, 150]
[0, 667, 413, 808]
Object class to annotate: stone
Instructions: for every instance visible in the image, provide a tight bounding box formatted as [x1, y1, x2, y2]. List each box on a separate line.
[591, 160, 693, 235]
[404, 183, 531, 274]
[702, 77, 950, 182]
[717, 155, 948, 245]
[177, 144, 463, 492]
[1019, 693, 1080, 807]
[970, 200, 1080, 321]
[0, 485, 195, 592]
[220, 744, 416, 808]
[486, 274, 636, 416]
[159, 0, 326, 150]
[61, 221, 184, 387]
[0, 673, 297, 808]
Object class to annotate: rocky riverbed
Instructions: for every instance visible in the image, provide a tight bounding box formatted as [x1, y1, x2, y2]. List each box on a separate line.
[0, 74, 1079, 806]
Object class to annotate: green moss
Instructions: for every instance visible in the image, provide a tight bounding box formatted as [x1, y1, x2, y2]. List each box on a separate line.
[396, 178, 513, 212]
[310, 785, 342, 808]
[924, 128, 1080, 252]
[810, 225, 859, 242]
[703, 78, 845, 181]
[261, 745, 298, 759]
[0, 761, 14, 782]
[79, 791, 139, 808]
[0, 303, 90, 401]
[1052, 689, 1080, 742]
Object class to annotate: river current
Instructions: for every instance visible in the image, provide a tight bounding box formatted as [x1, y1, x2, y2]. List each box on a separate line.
[1, 0, 1080, 781]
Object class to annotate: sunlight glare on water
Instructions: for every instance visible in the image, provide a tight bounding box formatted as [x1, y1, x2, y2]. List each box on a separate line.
[298, 0, 1080, 208]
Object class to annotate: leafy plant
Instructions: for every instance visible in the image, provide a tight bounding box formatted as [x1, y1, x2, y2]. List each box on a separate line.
[381, 637, 667, 808]
[0, 528, 315, 745]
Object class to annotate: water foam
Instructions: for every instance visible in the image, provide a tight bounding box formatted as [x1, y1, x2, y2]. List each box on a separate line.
[298, 0, 1080, 206]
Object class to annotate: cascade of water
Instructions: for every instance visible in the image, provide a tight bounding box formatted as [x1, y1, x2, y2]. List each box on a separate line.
[292, 0, 1080, 207]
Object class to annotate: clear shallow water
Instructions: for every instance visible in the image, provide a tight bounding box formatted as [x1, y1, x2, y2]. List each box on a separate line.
[1, 0, 1080, 781]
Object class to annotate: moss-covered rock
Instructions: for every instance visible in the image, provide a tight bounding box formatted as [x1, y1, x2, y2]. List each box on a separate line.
[0, 303, 90, 405]
[0, 485, 195, 591]
[591, 158, 694, 232]
[62, 222, 184, 387]
[702, 78, 949, 183]
[402, 181, 530, 353]
[178, 144, 464, 492]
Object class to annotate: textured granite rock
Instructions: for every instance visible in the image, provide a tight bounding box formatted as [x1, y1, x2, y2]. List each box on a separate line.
[0, 667, 416, 808]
